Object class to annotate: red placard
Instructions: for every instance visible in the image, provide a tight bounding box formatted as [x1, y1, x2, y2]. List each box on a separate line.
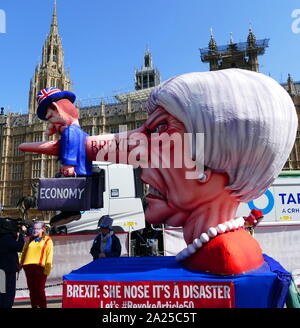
[63, 281, 235, 308]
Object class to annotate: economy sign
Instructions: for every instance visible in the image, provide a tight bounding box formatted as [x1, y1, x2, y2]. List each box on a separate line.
[38, 177, 92, 211]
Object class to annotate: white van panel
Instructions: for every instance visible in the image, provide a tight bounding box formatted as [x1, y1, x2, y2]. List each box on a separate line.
[109, 198, 145, 231]
[108, 164, 135, 199]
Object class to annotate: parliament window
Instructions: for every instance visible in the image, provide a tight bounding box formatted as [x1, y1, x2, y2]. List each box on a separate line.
[10, 189, 23, 207]
[33, 133, 43, 142]
[0, 164, 3, 181]
[84, 127, 93, 136]
[13, 136, 24, 156]
[12, 163, 23, 181]
[110, 126, 119, 134]
[53, 48, 58, 62]
[2, 138, 6, 157]
[32, 161, 41, 179]
[136, 121, 143, 129]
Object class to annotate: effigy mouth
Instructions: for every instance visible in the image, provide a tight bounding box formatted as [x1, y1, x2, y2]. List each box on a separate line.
[140, 168, 169, 206]
[147, 185, 167, 201]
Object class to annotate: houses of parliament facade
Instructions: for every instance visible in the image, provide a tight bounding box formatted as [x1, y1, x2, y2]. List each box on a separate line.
[1, 2, 300, 219]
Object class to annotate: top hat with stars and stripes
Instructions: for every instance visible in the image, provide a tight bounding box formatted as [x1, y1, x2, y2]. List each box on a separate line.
[36, 87, 76, 121]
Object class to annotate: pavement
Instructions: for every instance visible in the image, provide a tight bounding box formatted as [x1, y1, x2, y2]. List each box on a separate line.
[13, 297, 62, 308]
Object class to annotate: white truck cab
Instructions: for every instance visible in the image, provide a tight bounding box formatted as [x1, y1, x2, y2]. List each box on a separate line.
[54, 162, 145, 234]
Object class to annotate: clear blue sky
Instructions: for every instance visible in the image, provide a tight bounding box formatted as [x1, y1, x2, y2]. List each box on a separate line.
[1, 0, 300, 113]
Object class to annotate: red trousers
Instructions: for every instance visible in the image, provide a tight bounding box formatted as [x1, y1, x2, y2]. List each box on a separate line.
[23, 264, 47, 308]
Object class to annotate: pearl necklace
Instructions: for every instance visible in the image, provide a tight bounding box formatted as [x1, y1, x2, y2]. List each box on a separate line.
[176, 217, 245, 263]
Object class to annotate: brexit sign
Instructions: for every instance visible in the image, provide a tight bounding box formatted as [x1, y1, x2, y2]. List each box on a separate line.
[63, 281, 235, 308]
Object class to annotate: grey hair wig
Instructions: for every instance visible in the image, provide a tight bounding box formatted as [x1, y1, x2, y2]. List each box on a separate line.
[145, 69, 298, 202]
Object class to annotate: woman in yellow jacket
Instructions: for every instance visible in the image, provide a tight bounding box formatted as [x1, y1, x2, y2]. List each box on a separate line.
[19, 221, 53, 308]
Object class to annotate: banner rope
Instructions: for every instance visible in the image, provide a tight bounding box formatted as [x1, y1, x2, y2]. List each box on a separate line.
[16, 282, 63, 291]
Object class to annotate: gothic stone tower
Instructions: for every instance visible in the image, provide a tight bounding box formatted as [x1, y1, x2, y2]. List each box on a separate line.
[135, 49, 161, 90]
[200, 29, 269, 72]
[28, 0, 71, 120]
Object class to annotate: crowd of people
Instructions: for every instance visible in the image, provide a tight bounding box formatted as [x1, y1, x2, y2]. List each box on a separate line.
[0, 215, 121, 308]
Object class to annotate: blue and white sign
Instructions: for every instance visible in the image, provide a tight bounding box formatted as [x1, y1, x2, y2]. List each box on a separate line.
[248, 190, 274, 215]
[237, 176, 300, 222]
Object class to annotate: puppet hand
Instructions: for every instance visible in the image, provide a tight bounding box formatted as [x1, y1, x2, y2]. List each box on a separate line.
[61, 165, 75, 177]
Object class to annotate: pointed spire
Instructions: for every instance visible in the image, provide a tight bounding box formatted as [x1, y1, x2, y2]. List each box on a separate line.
[229, 32, 234, 45]
[50, 0, 58, 34]
[144, 48, 152, 68]
[28, 0, 71, 115]
[247, 28, 256, 47]
[287, 73, 296, 96]
[208, 28, 217, 51]
[53, 0, 57, 24]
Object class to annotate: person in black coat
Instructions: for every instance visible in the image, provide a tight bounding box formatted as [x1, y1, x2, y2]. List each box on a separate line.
[0, 225, 25, 308]
[90, 216, 121, 260]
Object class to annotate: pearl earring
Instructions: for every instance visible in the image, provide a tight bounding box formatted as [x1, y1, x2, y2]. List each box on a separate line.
[198, 173, 207, 182]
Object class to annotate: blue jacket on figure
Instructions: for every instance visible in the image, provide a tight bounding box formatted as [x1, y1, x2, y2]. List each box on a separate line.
[59, 124, 93, 176]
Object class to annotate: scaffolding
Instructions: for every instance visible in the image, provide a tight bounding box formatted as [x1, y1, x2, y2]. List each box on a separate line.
[115, 87, 154, 103]
[200, 38, 270, 62]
